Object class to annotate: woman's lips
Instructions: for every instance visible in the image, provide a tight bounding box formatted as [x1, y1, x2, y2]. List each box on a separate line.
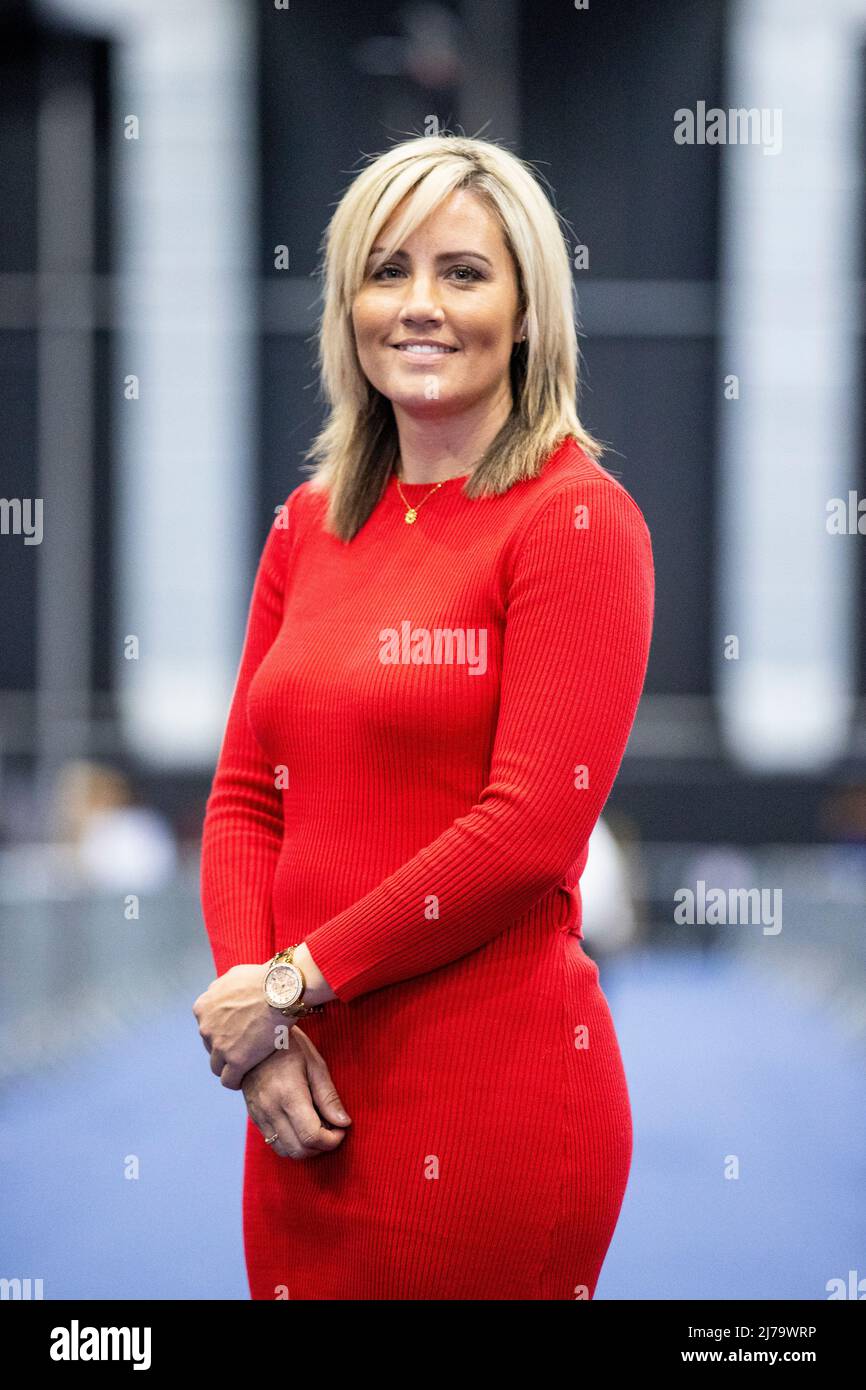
[393, 344, 459, 358]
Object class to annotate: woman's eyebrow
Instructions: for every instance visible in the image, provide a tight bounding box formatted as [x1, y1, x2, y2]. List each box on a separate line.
[367, 247, 494, 267]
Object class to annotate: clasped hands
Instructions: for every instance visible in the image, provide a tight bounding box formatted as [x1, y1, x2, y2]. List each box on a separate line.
[192, 959, 351, 1161]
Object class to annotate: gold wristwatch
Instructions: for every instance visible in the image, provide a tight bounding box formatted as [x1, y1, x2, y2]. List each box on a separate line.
[263, 946, 326, 1019]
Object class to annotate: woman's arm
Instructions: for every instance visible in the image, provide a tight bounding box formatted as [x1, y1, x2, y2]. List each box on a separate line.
[199, 487, 301, 980]
[301, 477, 655, 1003]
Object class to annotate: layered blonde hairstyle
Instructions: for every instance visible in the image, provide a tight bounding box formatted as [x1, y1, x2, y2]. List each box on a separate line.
[300, 133, 605, 542]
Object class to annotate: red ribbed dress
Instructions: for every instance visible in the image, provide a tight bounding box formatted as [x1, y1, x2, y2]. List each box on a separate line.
[199, 434, 654, 1300]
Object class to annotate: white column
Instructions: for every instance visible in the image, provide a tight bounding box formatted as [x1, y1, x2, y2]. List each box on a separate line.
[39, 0, 258, 767]
[716, 0, 865, 771]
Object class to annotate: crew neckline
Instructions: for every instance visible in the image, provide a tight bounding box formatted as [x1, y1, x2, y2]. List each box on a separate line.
[389, 471, 472, 489]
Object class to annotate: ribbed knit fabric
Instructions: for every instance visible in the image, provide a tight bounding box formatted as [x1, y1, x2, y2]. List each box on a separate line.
[199, 434, 654, 1300]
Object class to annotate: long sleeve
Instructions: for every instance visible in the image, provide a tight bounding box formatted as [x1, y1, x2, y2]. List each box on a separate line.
[303, 477, 655, 1003]
[199, 493, 295, 978]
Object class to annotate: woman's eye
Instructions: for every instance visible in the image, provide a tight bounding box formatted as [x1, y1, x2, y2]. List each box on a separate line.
[370, 264, 482, 282]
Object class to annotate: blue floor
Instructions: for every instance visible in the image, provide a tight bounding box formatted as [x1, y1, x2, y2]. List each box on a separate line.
[596, 950, 866, 1300]
[1, 947, 863, 1300]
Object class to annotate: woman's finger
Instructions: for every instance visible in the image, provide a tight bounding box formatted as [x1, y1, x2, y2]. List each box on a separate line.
[243, 1045, 348, 1160]
[300, 1039, 352, 1128]
[245, 1095, 294, 1156]
[278, 1093, 346, 1157]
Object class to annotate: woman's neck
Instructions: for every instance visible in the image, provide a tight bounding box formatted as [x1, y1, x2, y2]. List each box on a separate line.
[392, 392, 512, 484]
[395, 461, 471, 484]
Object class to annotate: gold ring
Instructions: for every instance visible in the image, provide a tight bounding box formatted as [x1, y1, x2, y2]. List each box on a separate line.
[265, 1133, 279, 1146]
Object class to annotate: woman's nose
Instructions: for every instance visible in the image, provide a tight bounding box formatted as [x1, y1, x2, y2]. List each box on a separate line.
[399, 275, 444, 320]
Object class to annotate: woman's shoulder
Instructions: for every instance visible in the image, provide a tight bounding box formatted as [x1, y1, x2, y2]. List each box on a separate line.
[284, 476, 323, 512]
[276, 476, 328, 537]
[515, 435, 651, 541]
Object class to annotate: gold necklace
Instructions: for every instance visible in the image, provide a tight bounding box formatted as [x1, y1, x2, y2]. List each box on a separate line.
[394, 467, 469, 525]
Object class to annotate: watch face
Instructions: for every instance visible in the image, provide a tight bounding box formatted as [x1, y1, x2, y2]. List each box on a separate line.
[266, 963, 303, 1008]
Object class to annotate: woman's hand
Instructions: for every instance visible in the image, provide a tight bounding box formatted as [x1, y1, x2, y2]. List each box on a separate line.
[193, 963, 284, 1090]
[243, 1027, 352, 1160]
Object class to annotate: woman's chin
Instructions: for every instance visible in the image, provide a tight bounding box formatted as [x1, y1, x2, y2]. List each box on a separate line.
[387, 390, 465, 418]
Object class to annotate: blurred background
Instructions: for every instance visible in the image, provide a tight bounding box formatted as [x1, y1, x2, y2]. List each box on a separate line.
[1, 0, 864, 1300]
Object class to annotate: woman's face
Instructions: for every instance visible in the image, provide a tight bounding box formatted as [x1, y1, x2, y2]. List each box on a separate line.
[352, 189, 524, 421]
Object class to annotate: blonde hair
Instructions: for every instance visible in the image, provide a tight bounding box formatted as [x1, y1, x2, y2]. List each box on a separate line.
[300, 133, 606, 542]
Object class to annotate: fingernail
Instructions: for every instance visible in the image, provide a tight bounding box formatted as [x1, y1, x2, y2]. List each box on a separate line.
[336, 1110, 350, 1123]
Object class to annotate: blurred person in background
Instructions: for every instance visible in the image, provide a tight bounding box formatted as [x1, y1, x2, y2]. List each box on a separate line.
[193, 133, 654, 1300]
[55, 760, 177, 893]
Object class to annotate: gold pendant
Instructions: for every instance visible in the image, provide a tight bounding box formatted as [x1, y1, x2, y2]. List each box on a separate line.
[404, 508, 418, 524]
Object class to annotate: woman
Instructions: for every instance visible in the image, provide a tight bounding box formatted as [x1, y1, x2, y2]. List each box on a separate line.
[193, 133, 654, 1300]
